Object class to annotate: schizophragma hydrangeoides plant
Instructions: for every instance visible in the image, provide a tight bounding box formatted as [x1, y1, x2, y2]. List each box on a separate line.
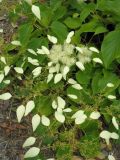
[0, 0, 120, 159]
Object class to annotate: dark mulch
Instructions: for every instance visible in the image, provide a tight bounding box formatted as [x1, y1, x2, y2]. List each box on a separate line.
[0, 100, 31, 160]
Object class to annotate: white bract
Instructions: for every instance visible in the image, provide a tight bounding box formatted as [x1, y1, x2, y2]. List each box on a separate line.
[52, 96, 71, 123]
[76, 61, 85, 71]
[24, 147, 40, 158]
[68, 94, 78, 99]
[100, 130, 119, 145]
[93, 58, 103, 64]
[32, 114, 50, 131]
[72, 84, 83, 90]
[107, 95, 116, 100]
[14, 67, 23, 74]
[41, 115, 50, 126]
[28, 57, 39, 66]
[31, 5, 41, 20]
[23, 137, 36, 148]
[0, 57, 6, 64]
[27, 49, 37, 55]
[90, 111, 101, 119]
[0, 73, 4, 83]
[89, 47, 99, 53]
[107, 83, 114, 88]
[66, 31, 74, 44]
[11, 40, 21, 46]
[108, 154, 116, 160]
[16, 105, 25, 123]
[47, 35, 57, 44]
[4, 66, 10, 76]
[32, 67, 42, 78]
[24, 100, 35, 116]
[54, 73, 62, 84]
[3, 80, 10, 84]
[72, 110, 87, 125]
[0, 92, 12, 100]
[32, 114, 41, 131]
[112, 117, 119, 130]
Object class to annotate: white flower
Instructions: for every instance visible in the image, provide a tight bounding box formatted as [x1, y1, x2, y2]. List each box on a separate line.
[31, 5, 41, 20]
[24, 147, 40, 158]
[47, 35, 57, 44]
[4, 66, 10, 76]
[16, 105, 25, 123]
[28, 57, 39, 66]
[90, 111, 101, 119]
[0, 57, 6, 64]
[66, 31, 74, 44]
[89, 47, 99, 53]
[32, 67, 42, 78]
[107, 83, 114, 88]
[14, 67, 24, 74]
[100, 130, 119, 145]
[93, 58, 103, 64]
[68, 94, 78, 99]
[32, 114, 41, 131]
[107, 95, 116, 100]
[11, 40, 21, 46]
[76, 61, 85, 71]
[72, 110, 87, 125]
[77, 46, 92, 64]
[0, 92, 12, 100]
[0, 73, 4, 83]
[23, 137, 36, 148]
[27, 49, 37, 55]
[24, 100, 35, 116]
[54, 73, 62, 84]
[108, 154, 116, 160]
[112, 116, 119, 130]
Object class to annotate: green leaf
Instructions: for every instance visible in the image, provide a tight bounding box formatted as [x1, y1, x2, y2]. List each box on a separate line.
[101, 30, 120, 68]
[53, 6, 67, 21]
[67, 86, 94, 105]
[40, 4, 53, 27]
[97, 0, 120, 22]
[35, 96, 53, 116]
[51, 21, 68, 43]
[18, 23, 33, 46]
[64, 17, 81, 29]
[76, 64, 93, 86]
